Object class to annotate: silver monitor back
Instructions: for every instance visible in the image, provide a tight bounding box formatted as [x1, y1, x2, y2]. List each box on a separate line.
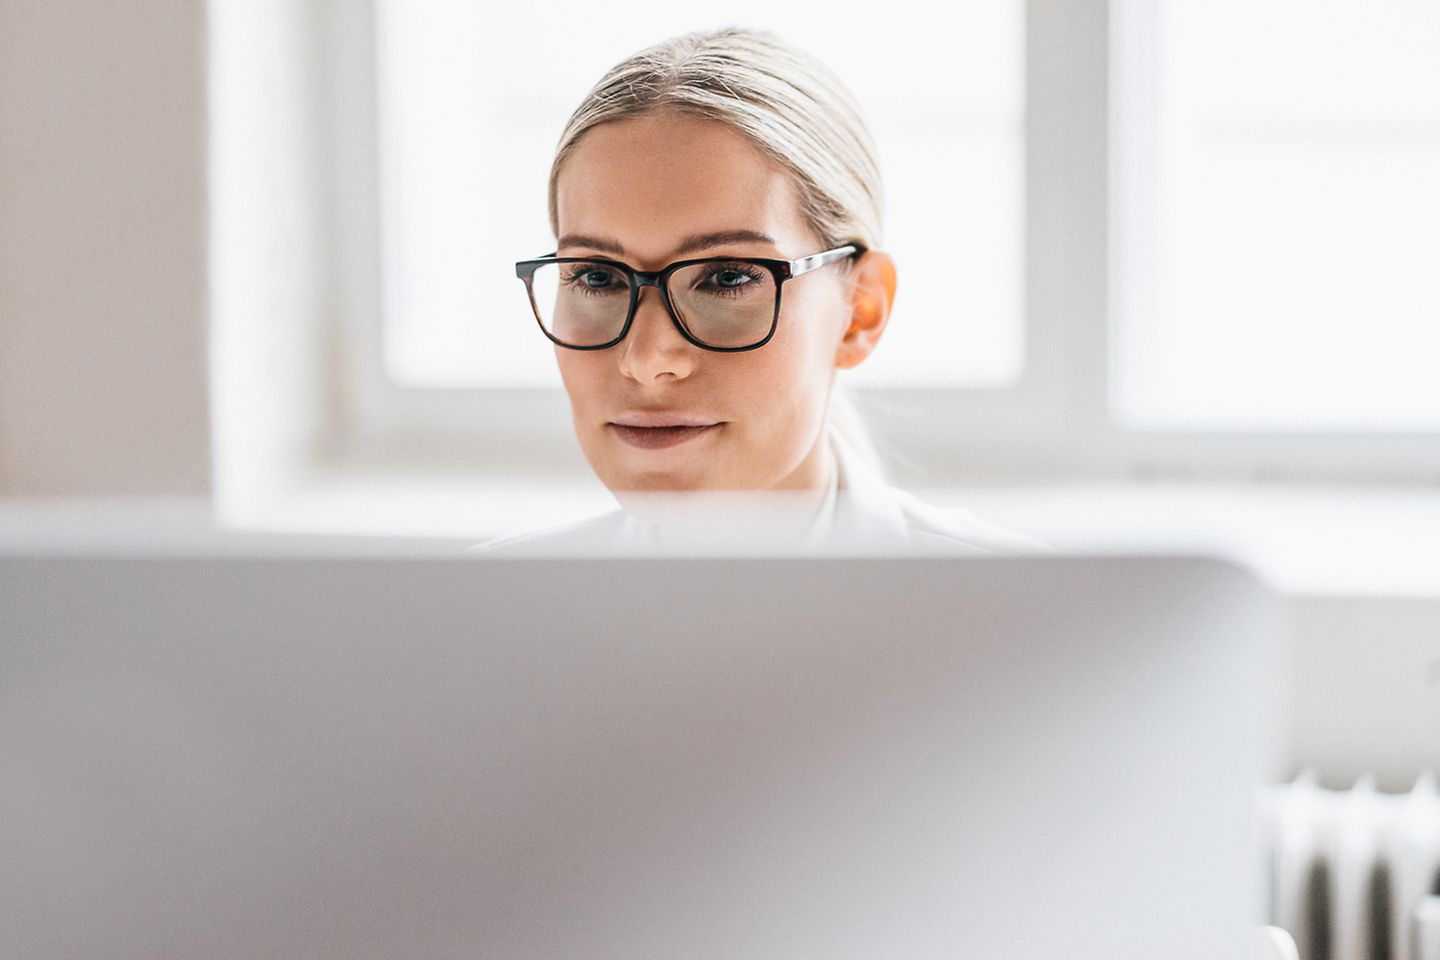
[0, 552, 1281, 959]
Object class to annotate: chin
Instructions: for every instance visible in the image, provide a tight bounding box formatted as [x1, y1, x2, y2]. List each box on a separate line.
[605, 469, 715, 494]
[588, 435, 723, 495]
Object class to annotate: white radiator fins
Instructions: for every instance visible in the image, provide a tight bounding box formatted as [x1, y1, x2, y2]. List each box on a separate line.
[1269, 769, 1331, 960]
[1266, 770, 1440, 960]
[1388, 774, 1440, 960]
[1414, 895, 1440, 960]
[1330, 773, 1383, 960]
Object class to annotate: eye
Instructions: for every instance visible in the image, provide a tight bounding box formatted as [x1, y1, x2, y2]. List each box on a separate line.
[697, 262, 765, 297]
[560, 263, 626, 295]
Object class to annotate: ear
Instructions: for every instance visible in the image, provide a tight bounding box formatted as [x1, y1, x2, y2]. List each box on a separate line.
[834, 250, 897, 370]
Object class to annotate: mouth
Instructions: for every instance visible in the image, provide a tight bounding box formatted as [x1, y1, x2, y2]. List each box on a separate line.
[607, 422, 724, 450]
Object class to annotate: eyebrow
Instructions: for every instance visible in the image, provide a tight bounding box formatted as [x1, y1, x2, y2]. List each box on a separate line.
[556, 229, 779, 260]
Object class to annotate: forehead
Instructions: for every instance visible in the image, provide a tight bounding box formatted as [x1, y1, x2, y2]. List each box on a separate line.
[554, 112, 814, 267]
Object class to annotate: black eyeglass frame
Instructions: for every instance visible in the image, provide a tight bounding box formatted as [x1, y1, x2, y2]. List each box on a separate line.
[514, 242, 867, 352]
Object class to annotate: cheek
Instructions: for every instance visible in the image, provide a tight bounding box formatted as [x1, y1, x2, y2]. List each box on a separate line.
[555, 352, 598, 413]
[771, 299, 839, 395]
[734, 319, 834, 430]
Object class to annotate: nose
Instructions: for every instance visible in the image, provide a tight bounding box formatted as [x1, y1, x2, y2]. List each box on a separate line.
[616, 284, 699, 383]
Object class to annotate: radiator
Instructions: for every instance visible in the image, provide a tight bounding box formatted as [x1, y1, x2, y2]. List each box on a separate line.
[1263, 770, 1440, 960]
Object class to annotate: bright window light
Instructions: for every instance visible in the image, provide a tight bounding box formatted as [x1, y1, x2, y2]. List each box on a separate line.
[374, 1, 1024, 389]
[1113, 0, 1440, 431]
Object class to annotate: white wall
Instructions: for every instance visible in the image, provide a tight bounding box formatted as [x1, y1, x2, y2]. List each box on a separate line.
[0, 0, 210, 496]
[1286, 595, 1440, 792]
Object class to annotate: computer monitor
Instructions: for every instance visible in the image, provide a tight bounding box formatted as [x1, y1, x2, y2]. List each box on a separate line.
[0, 549, 1280, 959]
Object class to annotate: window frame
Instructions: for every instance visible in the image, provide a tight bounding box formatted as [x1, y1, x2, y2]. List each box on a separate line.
[315, 0, 1440, 489]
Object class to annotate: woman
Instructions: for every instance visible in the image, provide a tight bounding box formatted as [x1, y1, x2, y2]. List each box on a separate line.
[473, 25, 1052, 556]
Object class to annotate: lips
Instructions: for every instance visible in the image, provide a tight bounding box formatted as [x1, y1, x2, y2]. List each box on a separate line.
[610, 412, 720, 428]
[608, 421, 723, 450]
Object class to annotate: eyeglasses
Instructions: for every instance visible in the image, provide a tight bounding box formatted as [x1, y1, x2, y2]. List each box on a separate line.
[514, 242, 866, 352]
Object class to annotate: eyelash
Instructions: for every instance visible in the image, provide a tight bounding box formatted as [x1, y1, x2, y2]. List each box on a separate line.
[559, 263, 765, 298]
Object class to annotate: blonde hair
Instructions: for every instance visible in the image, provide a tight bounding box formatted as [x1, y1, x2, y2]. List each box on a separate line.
[547, 25, 891, 481]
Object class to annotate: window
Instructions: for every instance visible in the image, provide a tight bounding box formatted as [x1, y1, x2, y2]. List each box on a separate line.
[302, 0, 1440, 487]
[1112, 0, 1440, 432]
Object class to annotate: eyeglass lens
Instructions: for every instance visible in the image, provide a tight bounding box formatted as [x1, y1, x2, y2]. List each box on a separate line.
[529, 260, 776, 349]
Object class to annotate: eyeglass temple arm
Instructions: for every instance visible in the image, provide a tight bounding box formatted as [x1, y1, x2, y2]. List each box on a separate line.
[515, 252, 561, 279]
[788, 243, 866, 277]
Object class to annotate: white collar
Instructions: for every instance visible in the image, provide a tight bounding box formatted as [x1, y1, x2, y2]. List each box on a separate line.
[824, 422, 912, 550]
[612, 422, 910, 554]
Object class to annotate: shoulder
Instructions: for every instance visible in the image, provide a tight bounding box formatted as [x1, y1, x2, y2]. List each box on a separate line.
[466, 510, 627, 555]
[889, 487, 1060, 555]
